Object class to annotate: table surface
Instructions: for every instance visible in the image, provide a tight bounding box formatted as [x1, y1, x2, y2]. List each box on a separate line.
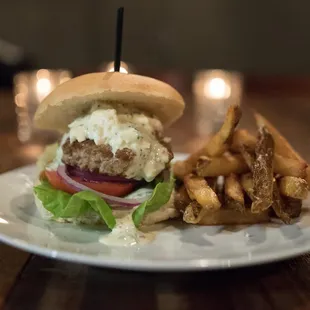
[2, 76, 310, 310]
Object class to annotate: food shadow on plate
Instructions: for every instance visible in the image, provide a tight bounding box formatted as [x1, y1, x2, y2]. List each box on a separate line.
[166, 220, 265, 246]
[10, 193, 108, 244]
[182, 220, 308, 250]
[179, 225, 214, 246]
[176, 223, 267, 247]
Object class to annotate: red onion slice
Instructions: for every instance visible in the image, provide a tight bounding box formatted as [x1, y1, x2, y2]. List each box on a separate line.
[66, 165, 140, 184]
[57, 165, 149, 208]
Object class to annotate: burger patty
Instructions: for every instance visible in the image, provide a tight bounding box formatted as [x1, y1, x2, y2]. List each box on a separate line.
[62, 139, 173, 177]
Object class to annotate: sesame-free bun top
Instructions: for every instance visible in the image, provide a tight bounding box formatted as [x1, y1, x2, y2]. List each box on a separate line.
[34, 72, 185, 131]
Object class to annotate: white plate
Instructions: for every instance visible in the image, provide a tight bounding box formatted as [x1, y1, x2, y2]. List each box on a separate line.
[0, 153, 310, 271]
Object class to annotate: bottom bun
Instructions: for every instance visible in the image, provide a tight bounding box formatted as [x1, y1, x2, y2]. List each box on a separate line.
[197, 208, 270, 226]
[34, 190, 179, 226]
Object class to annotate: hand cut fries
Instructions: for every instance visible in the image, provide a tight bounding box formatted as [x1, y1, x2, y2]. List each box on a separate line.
[198, 209, 270, 225]
[279, 176, 309, 200]
[254, 113, 310, 186]
[254, 112, 306, 163]
[272, 180, 291, 224]
[174, 185, 191, 211]
[251, 127, 274, 213]
[282, 197, 302, 218]
[184, 174, 221, 211]
[231, 129, 257, 152]
[204, 105, 242, 157]
[238, 143, 307, 178]
[224, 174, 245, 212]
[274, 154, 307, 178]
[196, 153, 248, 177]
[173, 105, 241, 179]
[173, 148, 206, 180]
[240, 173, 254, 200]
[174, 105, 309, 226]
[240, 145, 255, 171]
[183, 201, 206, 224]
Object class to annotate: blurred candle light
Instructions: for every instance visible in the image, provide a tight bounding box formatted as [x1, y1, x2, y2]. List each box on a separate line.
[204, 77, 231, 99]
[100, 61, 133, 74]
[21, 144, 44, 159]
[14, 69, 72, 143]
[193, 70, 243, 136]
[59, 70, 72, 84]
[36, 77, 52, 101]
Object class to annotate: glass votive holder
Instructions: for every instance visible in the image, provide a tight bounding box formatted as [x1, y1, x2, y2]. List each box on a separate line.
[14, 69, 72, 144]
[192, 70, 243, 136]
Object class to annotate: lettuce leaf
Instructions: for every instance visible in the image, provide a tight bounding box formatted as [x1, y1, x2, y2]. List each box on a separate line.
[33, 181, 116, 229]
[132, 173, 175, 227]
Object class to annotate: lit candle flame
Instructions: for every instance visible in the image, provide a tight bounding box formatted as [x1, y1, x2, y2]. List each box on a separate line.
[204, 77, 231, 100]
[36, 78, 52, 101]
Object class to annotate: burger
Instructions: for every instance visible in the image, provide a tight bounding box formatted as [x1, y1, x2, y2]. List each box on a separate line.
[33, 72, 185, 230]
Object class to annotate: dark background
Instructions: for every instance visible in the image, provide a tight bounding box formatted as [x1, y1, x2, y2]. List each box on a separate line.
[1, 0, 310, 73]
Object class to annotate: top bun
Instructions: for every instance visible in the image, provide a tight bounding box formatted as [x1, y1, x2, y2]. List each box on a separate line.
[34, 72, 185, 131]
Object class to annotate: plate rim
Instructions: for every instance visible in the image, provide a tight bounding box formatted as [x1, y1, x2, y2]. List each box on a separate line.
[0, 229, 310, 271]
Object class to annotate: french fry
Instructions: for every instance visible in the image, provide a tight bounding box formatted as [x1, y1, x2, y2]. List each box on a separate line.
[279, 176, 309, 200]
[198, 208, 270, 225]
[231, 129, 257, 152]
[173, 148, 206, 179]
[174, 105, 241, 179]
[204, 105, 242, 157]
[273, 154, 307, 178]
[224, 174, 245, 212]
[183, 201, 205, 224]
[239, 148, 307, 178]
[251, 127, 274, 213]
[214, 176, 225, 204]
[184, 174, 221, 211]
[282, 197, 302, 218]
[231, 126, 307, 178]
[272, 180, 291, 224]
[196, 153, 248, 177]
[240, 145, 255, 171]
[240, 173, 255, 200]
[174, 185, 191, 211]
[183, 201, 270, 225]
[176, 107, 308, 226]
[254, 113, 310, 187]
[254, 112, 306, 163]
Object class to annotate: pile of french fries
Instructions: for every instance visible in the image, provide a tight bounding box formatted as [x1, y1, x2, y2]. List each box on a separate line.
[174, 105, 309, 225]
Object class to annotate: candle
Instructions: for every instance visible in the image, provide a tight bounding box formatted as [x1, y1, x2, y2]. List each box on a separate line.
[193, 70, 243, 136]
[14, 69, 72, 143]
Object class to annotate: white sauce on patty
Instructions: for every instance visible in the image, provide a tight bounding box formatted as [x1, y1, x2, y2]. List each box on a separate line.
[67, 104, 170, 182]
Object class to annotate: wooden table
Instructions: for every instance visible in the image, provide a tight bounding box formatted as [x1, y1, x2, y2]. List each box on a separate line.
[2, 77, 310, 310]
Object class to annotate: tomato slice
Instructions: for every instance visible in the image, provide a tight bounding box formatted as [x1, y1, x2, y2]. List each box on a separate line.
[45, 170, 135, 197]
[45, 170, 77, 195]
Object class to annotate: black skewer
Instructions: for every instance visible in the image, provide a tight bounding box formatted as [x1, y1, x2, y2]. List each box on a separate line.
[114, 7, 124, 72]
